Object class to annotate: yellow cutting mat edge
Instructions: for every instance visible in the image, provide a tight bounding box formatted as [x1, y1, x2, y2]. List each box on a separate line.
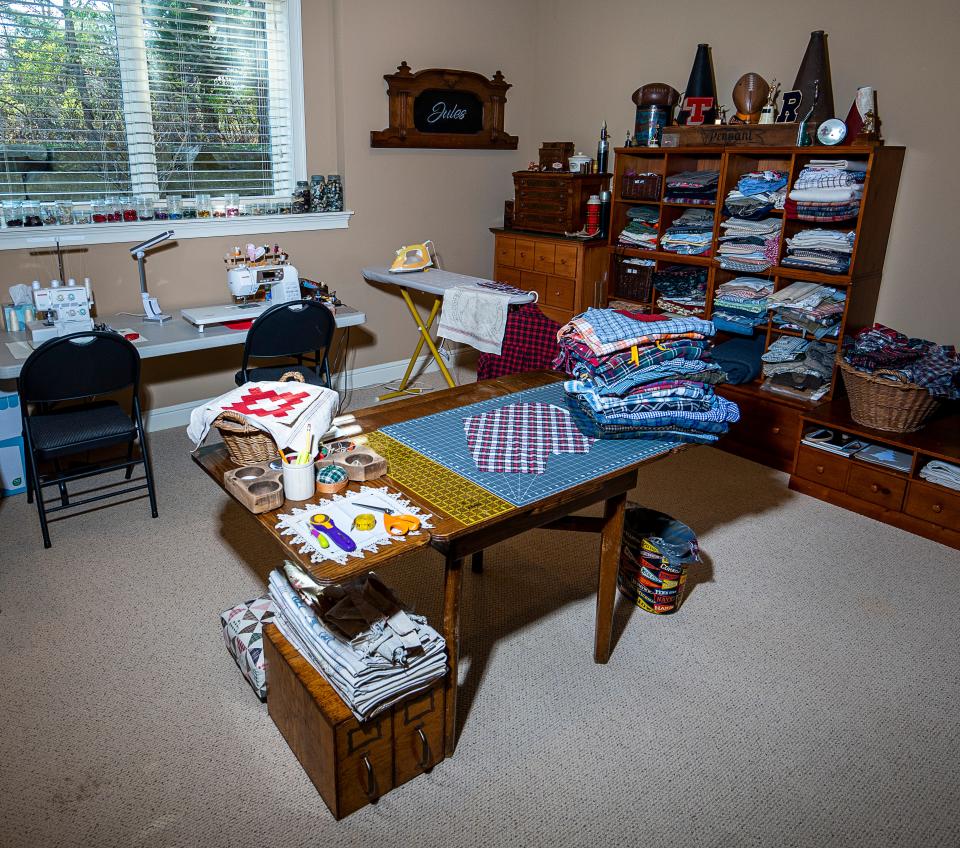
[366, 431, 513, 526]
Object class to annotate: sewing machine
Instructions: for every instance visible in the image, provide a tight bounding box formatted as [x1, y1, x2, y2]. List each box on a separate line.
[27, 282, 94, 344]
[181, 262, 302, 331]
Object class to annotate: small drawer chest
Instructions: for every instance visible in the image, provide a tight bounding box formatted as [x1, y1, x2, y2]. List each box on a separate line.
[491, 228, 608, 325]
[511, 171, 610, 234]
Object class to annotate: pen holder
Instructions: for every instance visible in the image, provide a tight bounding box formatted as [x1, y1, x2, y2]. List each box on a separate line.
[282, 460, 316, 501]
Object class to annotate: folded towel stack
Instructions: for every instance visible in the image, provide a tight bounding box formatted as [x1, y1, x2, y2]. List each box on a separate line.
[717, 216, 782, 272]
[269, 562, 447, 721]
[920, 460, 960, 492]
[553, 307, 739, 444]
[781, 229, 856, 274]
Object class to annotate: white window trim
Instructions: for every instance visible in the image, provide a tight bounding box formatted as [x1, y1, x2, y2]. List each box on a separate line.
[0, 0, 350, 250]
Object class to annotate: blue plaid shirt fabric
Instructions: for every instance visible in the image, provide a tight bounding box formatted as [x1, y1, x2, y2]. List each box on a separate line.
[565, 379, 715, 417]
[563, 309, 714, 356]
[575, 356, 725, 397]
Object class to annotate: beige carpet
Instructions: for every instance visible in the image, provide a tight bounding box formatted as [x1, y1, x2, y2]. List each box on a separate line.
[1, 414, 958, 848]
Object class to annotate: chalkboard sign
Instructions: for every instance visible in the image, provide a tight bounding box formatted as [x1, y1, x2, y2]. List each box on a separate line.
[413, 89, 484, 134]
[371, 62, 518, 150]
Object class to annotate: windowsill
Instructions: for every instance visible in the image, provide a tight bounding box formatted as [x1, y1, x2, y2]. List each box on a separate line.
[0, 210, 354, 250]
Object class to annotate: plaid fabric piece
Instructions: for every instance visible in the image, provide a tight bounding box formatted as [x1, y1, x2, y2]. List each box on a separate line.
[561, 309, 714, 357]
[463, 402, 594, 474]
[476, 303, 562, 381]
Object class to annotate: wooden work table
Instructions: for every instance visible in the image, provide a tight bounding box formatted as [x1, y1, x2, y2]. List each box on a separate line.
[193, 371, 688, 756]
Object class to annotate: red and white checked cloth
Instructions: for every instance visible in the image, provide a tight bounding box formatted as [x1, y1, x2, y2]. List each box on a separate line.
[187, 381, 338, 451]
[463, 401, 594, 474]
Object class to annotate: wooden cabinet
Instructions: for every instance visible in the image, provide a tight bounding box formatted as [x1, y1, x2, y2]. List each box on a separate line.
[511, 171, 609, 234]
[492, 229, 608, 325]
[788, 402, 960, 550]
[263, 623, 444, 820]
[714, 383, 802, 472]
[606, 144, 904, 470]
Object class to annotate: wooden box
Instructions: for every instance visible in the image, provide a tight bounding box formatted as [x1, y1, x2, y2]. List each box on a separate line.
[512, 172, 609, 234]
[263, 623, 444, 819]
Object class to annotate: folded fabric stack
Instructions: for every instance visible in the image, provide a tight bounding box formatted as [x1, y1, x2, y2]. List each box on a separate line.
[618, 205, 659, 250]
[710, 334, 765, 384]
[653, 265, 708, 316]
[767, 280, 846, 339]
[663, 170, 719, 205]
[660, 208, 714, 255]
[554, 308, 738, 444]
[723, 170, 788, 219]
[781, 228, 856, 274]
[268, 562, 447, 721]
[843, 323, 960, 399]
[920, 460, 960, 492]
[711, 276, 773, 335]
[717, 216, 782, 272]
[760, 339, 836, 401]
[786, 160, 866, 222]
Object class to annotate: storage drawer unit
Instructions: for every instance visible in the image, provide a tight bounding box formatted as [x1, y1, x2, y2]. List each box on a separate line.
[904, 481, 960, 531]
[511, 172, 609, 234]
[715, 387, 802, 472]
[492, 229, 608, 325]
[263, 624, 444, 820]
[846, 463, 906, 511]
[794, 445, 850, 491]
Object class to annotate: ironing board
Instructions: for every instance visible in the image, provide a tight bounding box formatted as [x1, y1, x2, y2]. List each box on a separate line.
[361, 266, 537, 401]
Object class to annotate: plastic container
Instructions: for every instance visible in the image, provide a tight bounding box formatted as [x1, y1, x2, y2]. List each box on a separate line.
[618, 506, 700, 614]
[195, 194, 212, 218]
[166, 195, 183, 219]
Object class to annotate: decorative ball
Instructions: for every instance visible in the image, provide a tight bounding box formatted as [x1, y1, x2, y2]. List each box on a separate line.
[732, 73, 770, 122]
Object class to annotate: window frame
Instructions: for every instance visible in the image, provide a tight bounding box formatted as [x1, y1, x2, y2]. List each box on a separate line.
[0, 0, 350, 250]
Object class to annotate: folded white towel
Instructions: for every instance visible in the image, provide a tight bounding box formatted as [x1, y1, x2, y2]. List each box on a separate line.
[438, 285, 515, 355]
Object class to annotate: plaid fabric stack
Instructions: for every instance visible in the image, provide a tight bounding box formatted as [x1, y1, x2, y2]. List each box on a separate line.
[786, 160, 866, 223]
[553, 307, 739, 444]
[476, 303, 562, 381]
[843, 324, 960, 399]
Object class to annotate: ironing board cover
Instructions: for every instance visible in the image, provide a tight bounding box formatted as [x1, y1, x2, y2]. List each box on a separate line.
[361, 266, 536, 304]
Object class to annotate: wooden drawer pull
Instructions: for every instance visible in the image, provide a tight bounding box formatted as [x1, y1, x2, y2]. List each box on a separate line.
[870, 483, 890, 495]
[416, 725, 432, 770]
[362, 754, 379, 802]
[771, 426, 781, 434]
[932, 503, 943, 514]
[816, 465, 825, 474]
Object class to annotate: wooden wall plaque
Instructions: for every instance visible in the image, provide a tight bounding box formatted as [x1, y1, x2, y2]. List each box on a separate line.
[370, 61, 518, 150]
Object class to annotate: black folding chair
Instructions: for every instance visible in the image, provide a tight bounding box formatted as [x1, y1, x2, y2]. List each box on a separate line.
[235, 299, 335, 387]
[18, 331, 158, 549]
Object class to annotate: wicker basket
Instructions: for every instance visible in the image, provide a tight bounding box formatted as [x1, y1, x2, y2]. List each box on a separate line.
[839, 360, 940, 433]
[622, 173, 662, 201]
[214, 371, 305, 464]
[614, 257, 655, 302]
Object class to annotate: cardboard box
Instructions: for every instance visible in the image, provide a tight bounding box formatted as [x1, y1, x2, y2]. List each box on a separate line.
[0, 390, 22, 440]
[0, 436, 26, 496]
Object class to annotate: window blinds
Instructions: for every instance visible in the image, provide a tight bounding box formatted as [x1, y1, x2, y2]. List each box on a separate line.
[0, 0, 293, 201]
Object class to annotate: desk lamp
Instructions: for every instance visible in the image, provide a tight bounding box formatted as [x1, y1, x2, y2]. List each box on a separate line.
[130, 230, 175, 322]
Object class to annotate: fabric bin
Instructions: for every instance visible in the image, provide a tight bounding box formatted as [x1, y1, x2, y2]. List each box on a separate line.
[220, 596, 276, 698]
[618, 506, 700, 614]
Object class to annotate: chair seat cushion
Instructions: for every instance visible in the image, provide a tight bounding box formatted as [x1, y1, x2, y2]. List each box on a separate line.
[234, 365, 327, 387]
[28, 401, 137, 459]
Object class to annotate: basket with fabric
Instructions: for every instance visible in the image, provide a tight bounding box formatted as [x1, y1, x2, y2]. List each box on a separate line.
[214, 372, 305, 463]
[839, 360, 940, 433]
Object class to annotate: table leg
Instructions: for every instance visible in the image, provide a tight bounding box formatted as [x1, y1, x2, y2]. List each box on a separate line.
[594, 492, 627, 664]
[442, 553, 463, 756]
[471, 550, 484, 574]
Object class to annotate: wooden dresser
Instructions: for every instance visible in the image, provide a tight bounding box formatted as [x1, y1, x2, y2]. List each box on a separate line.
[490, 228, 609, 325]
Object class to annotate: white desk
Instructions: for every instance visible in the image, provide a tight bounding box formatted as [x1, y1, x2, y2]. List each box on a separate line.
[0, 305, 365, 380]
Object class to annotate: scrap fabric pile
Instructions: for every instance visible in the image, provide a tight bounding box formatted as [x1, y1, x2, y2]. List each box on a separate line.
[767, 280, 846, 339]
[711, 277, 773, 335]
[717, 216, 782, 272]
[781, 228, 856, 274]
[554, 307, 739, 444]
[843, 323, 960, 399]
[653, 266, 708, 316]
[660, 208, 714, 255]
[761, 337, 836, 402]
[269, 562, 447, 720]
[617, 205, 659, 250]
[786, 160, 866, 222]
[723, 169, 788, 218]
[663, 169, 720, 205]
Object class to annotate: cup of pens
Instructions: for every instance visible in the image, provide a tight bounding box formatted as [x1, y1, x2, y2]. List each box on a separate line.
[280, 426, 317, 500]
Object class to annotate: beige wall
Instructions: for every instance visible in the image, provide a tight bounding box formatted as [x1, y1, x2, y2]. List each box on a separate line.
[529, 0, 960, 344]
[4, 0, 956, 410]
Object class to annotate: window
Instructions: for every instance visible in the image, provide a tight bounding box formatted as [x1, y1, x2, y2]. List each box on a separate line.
[0, 0, 298, 202]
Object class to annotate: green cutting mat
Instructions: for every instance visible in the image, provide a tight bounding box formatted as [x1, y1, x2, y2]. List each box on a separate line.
[367, 431, 513, 526]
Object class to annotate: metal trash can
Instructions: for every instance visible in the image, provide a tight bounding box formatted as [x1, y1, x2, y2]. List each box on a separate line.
[618, 506, 700, 614]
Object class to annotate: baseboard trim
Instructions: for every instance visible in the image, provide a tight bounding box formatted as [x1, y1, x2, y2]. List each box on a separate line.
[144, 351, 463, 432]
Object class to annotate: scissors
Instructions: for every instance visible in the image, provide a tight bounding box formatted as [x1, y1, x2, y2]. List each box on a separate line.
[353, 502, 421, 536]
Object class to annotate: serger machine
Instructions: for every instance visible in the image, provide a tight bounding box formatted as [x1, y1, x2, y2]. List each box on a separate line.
[27, 281, 94, 344]
[180, 261, 301, 332]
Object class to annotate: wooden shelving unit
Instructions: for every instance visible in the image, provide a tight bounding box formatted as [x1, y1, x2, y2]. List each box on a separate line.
[606, 144, 905, 470]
